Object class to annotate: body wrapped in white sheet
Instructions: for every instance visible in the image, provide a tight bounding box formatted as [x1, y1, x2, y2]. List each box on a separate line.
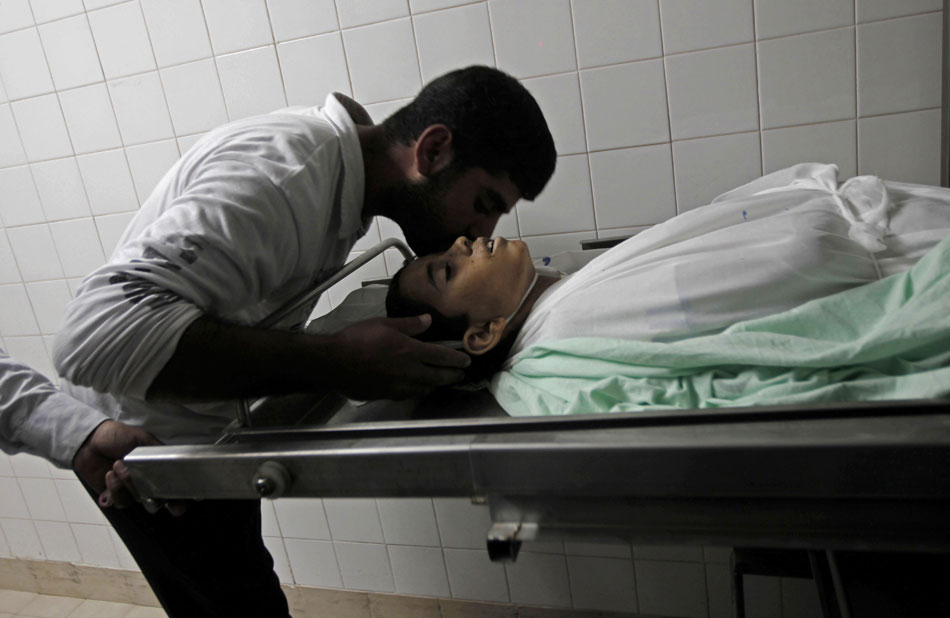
[507, 164, 950, 364]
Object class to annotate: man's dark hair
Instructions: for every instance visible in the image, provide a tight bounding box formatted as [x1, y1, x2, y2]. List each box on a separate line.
[382, 65, 557, 200]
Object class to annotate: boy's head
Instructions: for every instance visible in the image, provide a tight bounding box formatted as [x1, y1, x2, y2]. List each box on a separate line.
[385, 236, 536, 356]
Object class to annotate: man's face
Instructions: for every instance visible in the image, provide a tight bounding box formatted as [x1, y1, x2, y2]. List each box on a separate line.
[394, 165, 522, 256]
[397, 236, 536, 325]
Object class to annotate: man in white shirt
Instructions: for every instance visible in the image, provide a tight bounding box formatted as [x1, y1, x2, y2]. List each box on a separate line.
[52, 66, 556, 617]
[0, 349, 160, 511]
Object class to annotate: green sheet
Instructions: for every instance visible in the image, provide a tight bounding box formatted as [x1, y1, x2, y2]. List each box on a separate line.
[491, 237, 950, 416]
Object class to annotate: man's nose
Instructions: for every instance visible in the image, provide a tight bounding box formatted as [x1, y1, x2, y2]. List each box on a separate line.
[470, 214, 500, 241]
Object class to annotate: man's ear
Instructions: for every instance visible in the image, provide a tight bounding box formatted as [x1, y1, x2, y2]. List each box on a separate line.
[414, 124, 453, 177]
[462, 317, 507, 356]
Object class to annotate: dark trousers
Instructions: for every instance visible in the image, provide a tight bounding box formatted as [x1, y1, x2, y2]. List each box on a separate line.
[86, 486, 290, 618]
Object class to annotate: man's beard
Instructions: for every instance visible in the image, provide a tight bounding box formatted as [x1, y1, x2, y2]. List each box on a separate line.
[384, 166, 462, 256]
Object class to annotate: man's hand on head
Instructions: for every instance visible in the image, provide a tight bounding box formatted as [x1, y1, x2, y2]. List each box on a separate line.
[72, 420, 186, 516]
[330, 314, 470, 400]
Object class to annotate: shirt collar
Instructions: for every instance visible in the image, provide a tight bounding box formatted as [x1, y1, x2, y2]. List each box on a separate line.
[323, 93, 369, 240]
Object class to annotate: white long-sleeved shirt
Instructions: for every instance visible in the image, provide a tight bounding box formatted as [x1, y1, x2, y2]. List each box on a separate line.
[0, 349, 108, 468]
[53, 94, 369, 444]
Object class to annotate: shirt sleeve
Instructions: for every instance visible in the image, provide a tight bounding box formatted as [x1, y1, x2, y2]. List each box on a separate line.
[0, 349, 109, 468]
[53, 159, 301, 399]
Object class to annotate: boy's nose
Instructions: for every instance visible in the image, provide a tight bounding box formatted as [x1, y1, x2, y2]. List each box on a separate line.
[452, 236, 473, 254]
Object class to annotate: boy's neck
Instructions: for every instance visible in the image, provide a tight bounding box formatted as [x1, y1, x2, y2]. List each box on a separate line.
[504, 274, 560, 337]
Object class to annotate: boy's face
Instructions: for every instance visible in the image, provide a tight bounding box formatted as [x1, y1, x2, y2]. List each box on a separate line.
[396, 236, 536, 326]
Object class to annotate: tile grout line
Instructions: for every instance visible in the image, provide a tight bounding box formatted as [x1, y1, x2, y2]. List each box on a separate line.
[751, 0, 764, 177]
[567, 1, 598, 240]
[656, 0, 680, 219]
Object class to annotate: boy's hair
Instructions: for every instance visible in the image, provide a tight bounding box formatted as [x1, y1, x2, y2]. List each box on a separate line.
[382, 65, 557, 201]
[385, 265, 467, 342]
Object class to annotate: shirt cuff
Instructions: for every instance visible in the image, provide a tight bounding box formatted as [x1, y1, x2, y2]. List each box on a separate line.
[18, 391, 110, 469]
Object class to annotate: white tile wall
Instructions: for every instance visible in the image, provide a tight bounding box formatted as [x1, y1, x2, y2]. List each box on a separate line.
[0, 0, 34, 34]
[9, 453, 51, 477]
[857, 14, 942, 116]
[215, 46, 287, 121]
[376, 498, 441, 546]
[30, 157, 91, 221]
[87, 2, 156, 80]
[0, 105, 28, 167]
[125, 139, 179, 200]
[35, 520, 82, 563]
[505, 551, 571, 607]
[568, 555, 637, 612]
[659, 0, 753, 53]
[858, 109, 942, 185]
[762, 119, 857, 178]
[72, 522, 120, 567]
[522, 72, 586, 156]
[517, 154, 594, 236]
[323, 498, 385, 543]
[581, 59, 670, 151]
[757, 27, 856, 129]
[443, 547, 510, 602]
[77, 149, 138, 215]
[262, 536, 294, 584]
[95, 212, 135, 257]
[665, 44, 758, 140]
[139, 0, 212, 68]
[18, 477, 67, 521]
[274, 498, 331, 540]
[0, 232, 21, 284]
[59, 84, 123, 154]
[636, 559, 709, 618]
[160, 59, 228, 135]
[414, 2, 494, 84]
[38, 15, 103, 91]
[334, 541, 395, 592]
[24, 280, 70, 333]
[30, 0, 84, 24]
[706, 563, 735, 618]
[754, 0, 853, 39]
[7, 225, 63, 281]
[11, 94, 73, 162]
[1, 518, 44, 559]
[0, 28, 54, 99]
[0, 166, 44, 226]
[573, 0, 661, 69]
[342, 19, 421, 103]
[490, 0, 576, 79]
[266, 0, 339, 42]
[107, 72, 174, 145]
[336, 0, 409, 30]
[672, 132, 762, 211]
[388, 545, 451, 596]
[0, 2, 941, 614]
[201, 0, 273, 55]
[48, 218, 106, 277]
[0, 477, 31, 518]
[856, 0, 941, 22]
[277, 33, 352, 106]
[284, 538, 342, 588]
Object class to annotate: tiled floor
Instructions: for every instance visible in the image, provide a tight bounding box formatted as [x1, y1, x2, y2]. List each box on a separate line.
[0, 590, 166, 618]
